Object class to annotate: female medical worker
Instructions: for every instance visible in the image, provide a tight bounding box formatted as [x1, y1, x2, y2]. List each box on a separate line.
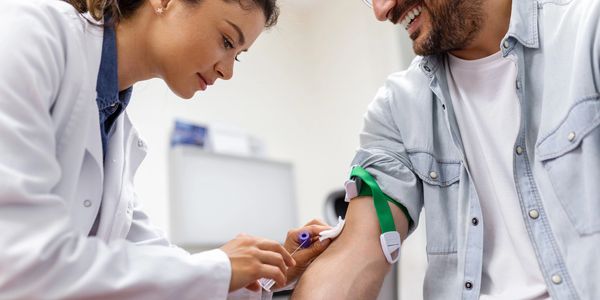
[0, 0, 331, 299]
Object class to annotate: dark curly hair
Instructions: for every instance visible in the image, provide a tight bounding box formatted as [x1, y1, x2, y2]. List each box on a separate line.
[64, 0, 279, 28]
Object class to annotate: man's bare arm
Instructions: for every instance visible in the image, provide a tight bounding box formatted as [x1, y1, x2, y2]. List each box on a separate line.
[292, 196, 409, 299]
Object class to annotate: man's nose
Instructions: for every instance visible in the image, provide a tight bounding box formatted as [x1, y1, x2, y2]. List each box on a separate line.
[372, 0, 397, 22]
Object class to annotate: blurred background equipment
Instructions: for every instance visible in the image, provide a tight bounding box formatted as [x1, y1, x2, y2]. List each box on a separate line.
[169, 146, 297, 249]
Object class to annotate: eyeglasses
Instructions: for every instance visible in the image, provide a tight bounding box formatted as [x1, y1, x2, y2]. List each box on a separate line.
[362, 0, 373, 8]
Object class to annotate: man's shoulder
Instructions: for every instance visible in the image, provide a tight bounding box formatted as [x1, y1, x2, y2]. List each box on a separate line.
[537, 0, 599, 66]
[539, 0, 599, 28]
[572, 0, 600, 30]
[381, 56, 434, 104]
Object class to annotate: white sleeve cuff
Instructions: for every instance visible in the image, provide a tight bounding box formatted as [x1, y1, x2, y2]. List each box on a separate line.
[189, 249, 231, 299]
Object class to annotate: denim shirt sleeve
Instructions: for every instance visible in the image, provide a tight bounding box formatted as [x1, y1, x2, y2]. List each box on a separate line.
[351, 82, 424, 234]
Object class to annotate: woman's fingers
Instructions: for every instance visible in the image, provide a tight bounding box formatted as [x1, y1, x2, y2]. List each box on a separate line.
[221, 235, 292, 292]
[256, 249, 287, 275]
[245, 281, 261, 292]
[258, 264, 287, 287]
[258, 239, 295, 267]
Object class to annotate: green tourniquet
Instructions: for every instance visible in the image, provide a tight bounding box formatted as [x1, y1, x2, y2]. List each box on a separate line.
[350, 166, 413, 232]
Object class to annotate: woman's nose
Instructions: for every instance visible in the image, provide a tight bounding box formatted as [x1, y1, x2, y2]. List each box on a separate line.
[215, 60, 233, 81]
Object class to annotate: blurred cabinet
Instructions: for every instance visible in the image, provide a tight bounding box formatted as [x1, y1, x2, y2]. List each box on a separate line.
[169, 146, 297, 248]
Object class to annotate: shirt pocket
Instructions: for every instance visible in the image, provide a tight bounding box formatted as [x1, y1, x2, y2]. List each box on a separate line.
[409, 151, 461, 254]
[536, 96, 600, 235]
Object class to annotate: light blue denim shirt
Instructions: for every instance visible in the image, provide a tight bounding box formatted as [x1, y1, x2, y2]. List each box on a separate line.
[351, 0, 600, 299]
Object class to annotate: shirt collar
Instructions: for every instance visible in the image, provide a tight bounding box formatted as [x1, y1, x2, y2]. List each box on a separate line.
[96, 18, 132, 110]
[505, 0, 540, 49]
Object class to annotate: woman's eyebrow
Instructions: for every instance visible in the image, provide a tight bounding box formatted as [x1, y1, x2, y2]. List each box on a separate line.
[225, 20, 246, 46]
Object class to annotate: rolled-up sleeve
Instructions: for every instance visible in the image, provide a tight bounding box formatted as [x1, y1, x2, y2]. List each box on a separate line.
[351, 84, 423, 234]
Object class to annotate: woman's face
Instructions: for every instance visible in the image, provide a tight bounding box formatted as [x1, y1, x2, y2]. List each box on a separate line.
[149, 0, 266, 99]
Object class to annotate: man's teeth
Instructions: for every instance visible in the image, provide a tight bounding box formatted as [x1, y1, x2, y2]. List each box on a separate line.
[400, 6, 423, 30]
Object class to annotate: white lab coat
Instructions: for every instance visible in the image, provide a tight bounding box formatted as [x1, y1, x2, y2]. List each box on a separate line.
[0, 1, 264, 299]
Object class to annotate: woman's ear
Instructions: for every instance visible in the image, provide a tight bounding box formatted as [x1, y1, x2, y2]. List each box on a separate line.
[148, 0, 163, 12]
[149, 0, 171, 15]
[148, 0, 171, 14]
[161, 0, 173, 10]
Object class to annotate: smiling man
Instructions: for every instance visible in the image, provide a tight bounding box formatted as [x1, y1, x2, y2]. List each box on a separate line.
[292, 0, 600, 299]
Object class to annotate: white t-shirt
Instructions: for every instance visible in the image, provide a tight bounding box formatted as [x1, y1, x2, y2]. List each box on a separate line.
[446, 52, 549, 299]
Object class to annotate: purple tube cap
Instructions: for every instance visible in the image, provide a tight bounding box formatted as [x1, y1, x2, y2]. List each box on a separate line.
[298, 231, 311, 248]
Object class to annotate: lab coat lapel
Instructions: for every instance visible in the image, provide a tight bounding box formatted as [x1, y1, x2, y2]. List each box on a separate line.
[96, 114, 128, 241]
[84, 105, 104, 178]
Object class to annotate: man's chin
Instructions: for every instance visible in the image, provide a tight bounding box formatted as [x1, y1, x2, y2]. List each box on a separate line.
[411, 36, 431, 56]
[409, 29, 434, 56]
[411, 32, 447, 56]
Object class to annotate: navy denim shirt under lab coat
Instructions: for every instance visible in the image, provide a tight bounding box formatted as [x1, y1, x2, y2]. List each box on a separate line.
[96, 22, 132, 157]
[90, 22, 132, 236]
[350, 0, 600, 299]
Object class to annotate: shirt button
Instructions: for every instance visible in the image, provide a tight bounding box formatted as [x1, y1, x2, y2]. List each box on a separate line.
[503, 40, 510, 49]
[551, 274, 562, 284]
[429, 171, 438, 180]
[137, 139, 144, 148]
[529, 209, 540, 219]
[465, 281, 473, 289]
[516, 146, 524, 155]
[567, 132, 576, 142]
[83, 199, 92, 208]
[471, 218, 479, 226]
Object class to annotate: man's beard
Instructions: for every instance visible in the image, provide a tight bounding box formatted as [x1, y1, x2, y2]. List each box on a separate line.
[391, 0, 485, 56]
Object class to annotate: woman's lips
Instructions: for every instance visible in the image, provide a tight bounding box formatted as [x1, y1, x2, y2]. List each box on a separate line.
[197, 73, 208, 91]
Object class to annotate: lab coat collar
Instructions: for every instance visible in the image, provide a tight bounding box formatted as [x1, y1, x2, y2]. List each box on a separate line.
[95, 16, 132, 110]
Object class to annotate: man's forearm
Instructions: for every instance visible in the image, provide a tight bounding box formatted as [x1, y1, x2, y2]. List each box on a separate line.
[292, 197, 409, 299]
[292, 233, 391, 299]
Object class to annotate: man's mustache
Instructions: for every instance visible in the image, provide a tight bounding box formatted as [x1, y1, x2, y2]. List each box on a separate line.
[389, 0, 424, 23]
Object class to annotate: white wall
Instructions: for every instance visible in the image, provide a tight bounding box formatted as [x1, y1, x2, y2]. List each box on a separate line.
[127, 0, 426, 298]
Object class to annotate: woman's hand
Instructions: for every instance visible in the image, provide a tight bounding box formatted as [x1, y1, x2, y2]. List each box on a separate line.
[221, 234, 295, 292]
[278, 219, 332, 288]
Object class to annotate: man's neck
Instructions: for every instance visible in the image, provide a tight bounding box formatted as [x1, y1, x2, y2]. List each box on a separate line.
[450, 0, 512, 60]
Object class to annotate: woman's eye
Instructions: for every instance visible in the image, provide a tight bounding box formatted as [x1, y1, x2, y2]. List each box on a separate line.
[223, 36, 234, 49]
[223, 36, 240, 62]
